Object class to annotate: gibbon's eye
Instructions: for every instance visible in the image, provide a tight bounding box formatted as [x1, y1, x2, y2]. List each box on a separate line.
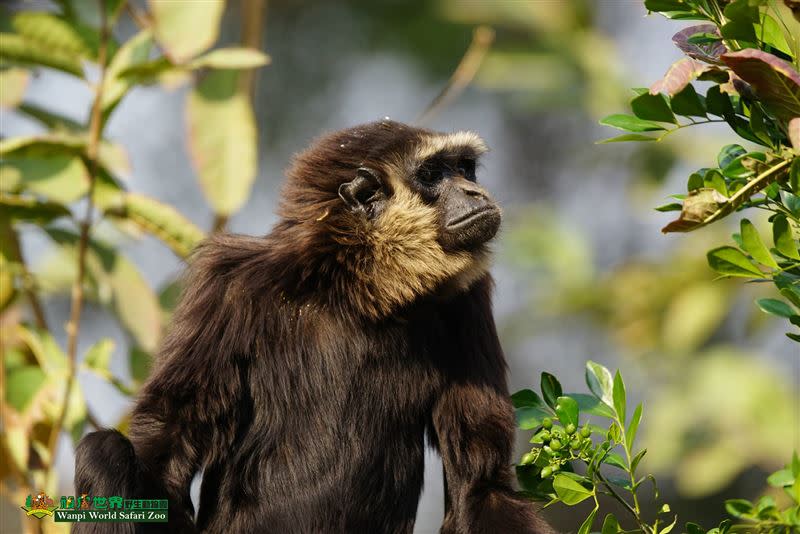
[417, 165, 444, 186]
[457, 158, 477, 181]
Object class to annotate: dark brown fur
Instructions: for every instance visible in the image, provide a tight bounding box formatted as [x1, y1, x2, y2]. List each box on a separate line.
[74, 121, 553, 533]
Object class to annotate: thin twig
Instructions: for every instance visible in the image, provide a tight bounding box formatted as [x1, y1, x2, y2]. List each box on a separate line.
[416, 25, 495, 125]
[45, 0, 110, 488]
[125, 2, 150, 29]
[238, 0, 267, 99]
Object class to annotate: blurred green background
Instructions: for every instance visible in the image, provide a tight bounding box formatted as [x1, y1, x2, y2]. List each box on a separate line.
[1, 1, 797, 533]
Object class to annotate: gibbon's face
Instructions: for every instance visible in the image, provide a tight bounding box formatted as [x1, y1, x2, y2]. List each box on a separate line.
[337, 131, 501, 252]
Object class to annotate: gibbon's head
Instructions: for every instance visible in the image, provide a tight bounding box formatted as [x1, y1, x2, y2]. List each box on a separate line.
[279, 120, 500, 318]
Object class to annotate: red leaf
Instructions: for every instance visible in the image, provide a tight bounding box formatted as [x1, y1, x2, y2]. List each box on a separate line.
[722, 49, 800, 123]
[672, 24, 726, 64]
[650, 57, 712, 96]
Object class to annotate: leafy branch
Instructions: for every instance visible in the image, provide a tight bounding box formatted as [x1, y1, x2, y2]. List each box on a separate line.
[514, 362, 800, 534]
[45, 0, 111, 488]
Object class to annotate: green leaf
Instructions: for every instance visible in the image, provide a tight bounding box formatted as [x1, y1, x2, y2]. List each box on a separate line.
[43, 229, 163, 353]
[626, 403, 642, 451]
[552, 474, 594, 505]
[0, 193, 71, 224]
[511, 389, 544, 409]
[0, 32, 84, 77]
[0, 68, 30, 108]
[749, 104, 772, 147]
[660, 515, 678, 534]
[722, 49, 800, 122]
[11, 11, 110, 61]
[779, 285, 800, 309]
[723, 0, 759, 23]
[129, 345, 152, 385]
[740, 219, 778, 268]
[599, 114, 666, 132]
[706, 246, 763, 277]
[555, 396, 579, 427]
[631, 448, 647, 473]
[644, 0, 690, 13]
[721, 19, 756, 42]
[766, 468, 793, 487]
[721, 152, 766, 180]
[791, 158, 800, 194]
[725, 499, 754, 518]
[0, 135, 92, 203]
[704, 169, 728, 196]
[785, 192, 800, 217]
[655, 203, 682, 212]
[601, 513, 619, 534]
[6, 365, 47, 412]
[773, 215, 800, 260]
[578, 507, 598, 534]
[631, 92, 676, 123]
[686, 523, 705, 534]
[604, 452, 628, 470]
[17, 326, 67, 374]
[106, 193, 205, 259]
[568, 393, 616, 418]
[4, 425, 29, 473]
[83, 338, 114, 372]
[515, 406, 551, 430]
[187, 69, 258, 216]
[597, 134, 658, 144]
[585, 360, 614, 407]
[670, 84, 706, 117]
[188, 47, 271, 69]
[612, 370, 626, 424]
[717, 144, 747, 169]
[755, 13, 793, 57]
[756, 298, 796, 318]
[100, 30, 155, 117]
[17, 103, 83, 131]
[687, 172, 704, 191]
[540, 372, 562, 410]
[706, 86, 734, 117]
[149, 0, 225, 63]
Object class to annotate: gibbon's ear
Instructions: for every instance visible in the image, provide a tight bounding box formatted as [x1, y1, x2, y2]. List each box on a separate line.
[338, 167, 384, 213]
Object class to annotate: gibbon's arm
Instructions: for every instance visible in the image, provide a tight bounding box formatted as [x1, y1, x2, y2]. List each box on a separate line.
[432, 278, 554, 534]
[129, 238, 254, 530]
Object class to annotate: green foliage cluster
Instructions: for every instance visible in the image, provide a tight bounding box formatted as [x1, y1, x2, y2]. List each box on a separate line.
[514, 362, 800, 534]
[0, 0, 267, 516]
[600, 0, 800, 342]
[512, 1, 800, 531]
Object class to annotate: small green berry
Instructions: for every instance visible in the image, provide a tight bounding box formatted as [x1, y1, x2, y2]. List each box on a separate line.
[566, 423, 576, 435]
[570, 439, 581, 450]
[542, 417, 553, 430]
[541, 431, 551, 443]
[543, 445, 554, 455]
[520, 452, 536, 465]
[580, 426, 591, 438]
[550, 439, 563, 451]
[540, 466, 553, 478]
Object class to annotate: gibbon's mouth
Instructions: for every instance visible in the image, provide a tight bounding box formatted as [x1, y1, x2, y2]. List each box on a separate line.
[445, 205, 499, 230]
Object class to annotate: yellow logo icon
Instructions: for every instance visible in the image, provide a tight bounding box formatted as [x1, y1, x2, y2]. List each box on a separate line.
[21, 491, 58, 519]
